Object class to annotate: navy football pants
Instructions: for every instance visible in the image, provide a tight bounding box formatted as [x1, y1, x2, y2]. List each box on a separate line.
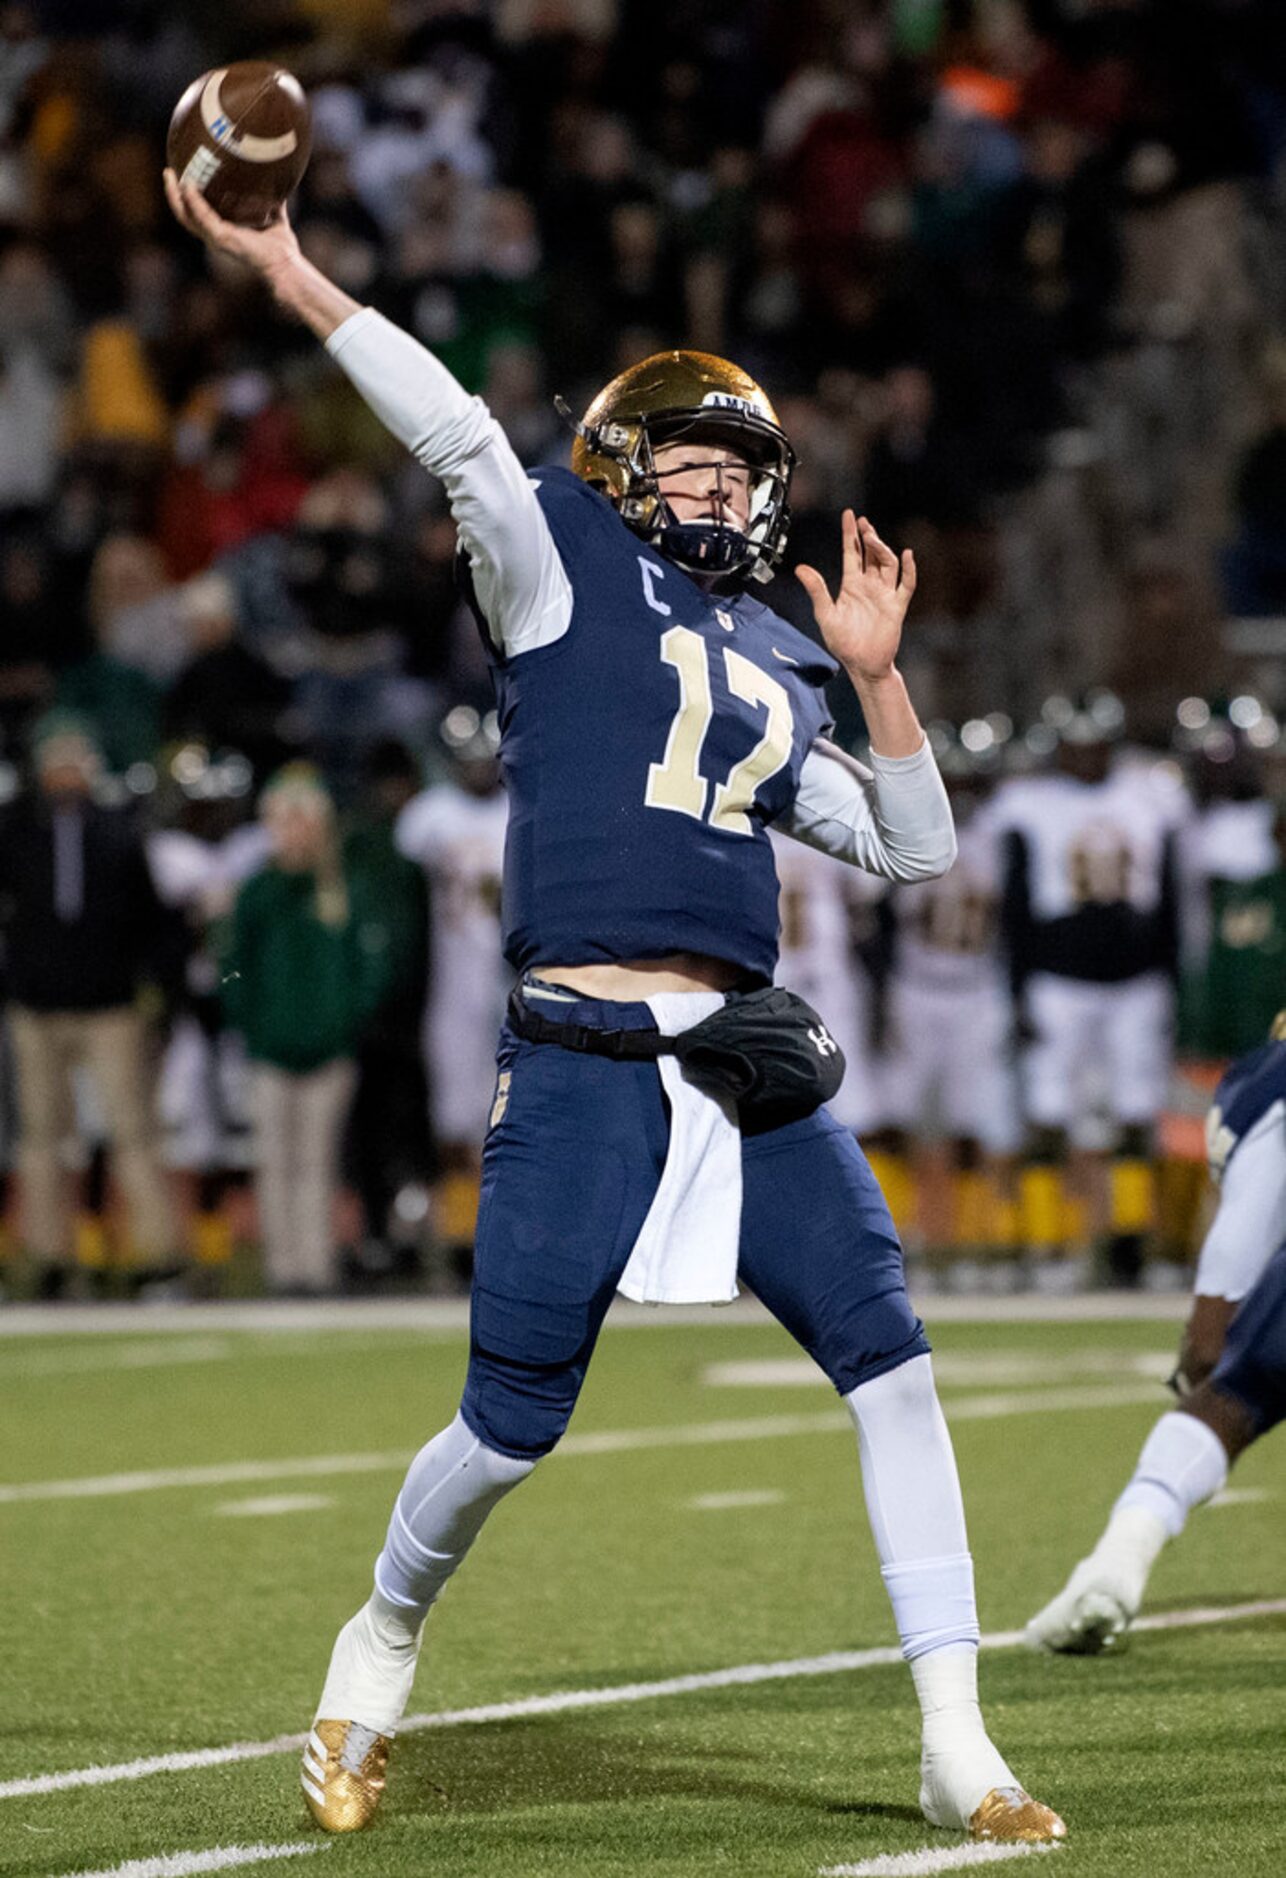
[460, 994, 929, 1459]
[1211, 1238, 1286, 1436]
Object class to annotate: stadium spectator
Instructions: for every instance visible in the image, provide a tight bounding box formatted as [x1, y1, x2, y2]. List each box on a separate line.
[0, 711, 178, 1295]
[1222, 352, 1286, 618]
[394, 708, 508, 1276]
[56, 547, 165, 775]
[164, 569, 294, 784]
[221, 763, 394, 1295]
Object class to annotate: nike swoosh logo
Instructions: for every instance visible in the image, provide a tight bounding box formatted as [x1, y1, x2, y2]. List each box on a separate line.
[771, 648, 799, 666]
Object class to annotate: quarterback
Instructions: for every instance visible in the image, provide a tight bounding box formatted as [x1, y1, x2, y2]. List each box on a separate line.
[166, 169, 1064, 1846]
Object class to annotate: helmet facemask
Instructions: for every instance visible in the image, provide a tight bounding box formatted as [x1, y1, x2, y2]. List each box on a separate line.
[635, 410, 793, 585]
[559, 354, 796, 589]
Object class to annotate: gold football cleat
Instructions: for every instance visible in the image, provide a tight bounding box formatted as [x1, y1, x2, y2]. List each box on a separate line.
[300, 1718, 392, 1832]
[969, 1786, 1067, 1843]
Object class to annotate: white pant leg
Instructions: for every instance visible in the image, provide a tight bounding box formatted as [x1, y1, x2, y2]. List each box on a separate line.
[1103, 973, 1174, 1127]
[1023, 974, 1102, 1131]
[252, 1066, 301, 1288]
[292, 1059, 357, 1291]
[880, 979, 943, 1134]
[941, 984, 1021, 1154]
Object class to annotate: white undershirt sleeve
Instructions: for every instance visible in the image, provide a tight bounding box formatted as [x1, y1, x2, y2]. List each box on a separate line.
[1195, 1104, 1286, 1301]
[777, 736, 957, 880]
[325, 308, 572, 656]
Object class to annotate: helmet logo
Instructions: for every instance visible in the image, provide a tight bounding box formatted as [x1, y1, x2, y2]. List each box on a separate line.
[701, 392, 754, 414]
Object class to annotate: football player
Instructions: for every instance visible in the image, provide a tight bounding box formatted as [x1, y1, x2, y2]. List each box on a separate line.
[878, 734, 1020, 1270]
[166, 172, 1064, 1846]
[1027, 1014, 1286, 1652]
[988, 696, 1189, 1282]
[769, 826, 886, 1142]
[395, 707, 509, 1269]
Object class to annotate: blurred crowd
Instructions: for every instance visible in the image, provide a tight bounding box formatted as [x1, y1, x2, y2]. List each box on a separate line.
[0, 0, 1285, 1297]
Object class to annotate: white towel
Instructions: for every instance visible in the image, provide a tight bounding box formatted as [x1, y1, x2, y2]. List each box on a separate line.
[616, 990, 743, 1306]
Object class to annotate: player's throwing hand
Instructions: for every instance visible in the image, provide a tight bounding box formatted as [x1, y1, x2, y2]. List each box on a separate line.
[796, 510, 917, 683]
[163, 167, 300, 287]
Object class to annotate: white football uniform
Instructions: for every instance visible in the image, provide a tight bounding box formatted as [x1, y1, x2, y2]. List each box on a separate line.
[881, 814, 1019, 1153]
[986, 760, 1190, 1135]
[147, 825, 269, 1169]
[396, 782, 511, 1143]
[770, 830, 883, 1133]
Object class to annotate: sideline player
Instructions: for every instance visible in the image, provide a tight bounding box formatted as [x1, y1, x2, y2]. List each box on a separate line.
[878, 738, 1019, 1266]
[1028, 1017, 1286, 1651]
[165, 169, 1065, 1847]
[769, 826, 886, 1143]
[988, 698, 1187, 1282]
[395, 708, 509, 1268]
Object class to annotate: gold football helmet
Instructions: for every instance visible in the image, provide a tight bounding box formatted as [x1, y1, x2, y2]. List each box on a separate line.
[560, 349, 795, 587]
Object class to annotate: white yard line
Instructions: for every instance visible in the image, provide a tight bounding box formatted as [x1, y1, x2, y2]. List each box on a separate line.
[0, 1385, 1164, 1506]
[50, 1843, 324, 1878]
[212, 1495, 334, 1518]
[690, 1489, 786, 1510]
[705, 1351, 1172, 1389]
[0, 1290, 1188, 1338]
[0, 1451, 414, 1506]
[3, 1598, 1283, 1804]
[820, 1844, 1061, 1876]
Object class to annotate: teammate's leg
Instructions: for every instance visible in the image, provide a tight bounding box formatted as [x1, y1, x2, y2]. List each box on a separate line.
[1028, 1240, 1286, 1654]
[1019, 975, 1093, 1275]
[740, 1110, 1064, 1843]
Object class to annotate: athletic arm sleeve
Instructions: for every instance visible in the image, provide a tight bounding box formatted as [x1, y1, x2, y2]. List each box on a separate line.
[776, 736, 957, 881]
[1195, 1106, 1286, 1301]
[325, 308, 571, 655]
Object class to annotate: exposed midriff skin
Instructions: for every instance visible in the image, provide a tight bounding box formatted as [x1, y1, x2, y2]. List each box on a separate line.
[536, 953, 742, 997]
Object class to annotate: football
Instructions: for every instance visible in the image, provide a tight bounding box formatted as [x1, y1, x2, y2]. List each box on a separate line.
[167, 61, 311, 228]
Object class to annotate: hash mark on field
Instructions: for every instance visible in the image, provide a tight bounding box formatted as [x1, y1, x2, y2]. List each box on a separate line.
[213, 1495, 334, 1518]
[1207, 1486, 1272, 1507]
[820, 1843, 1060, 1875]
[4, 1599, 1284, 1802]
[52, 1841, 324, 1877]
[689, 1489, 786, 1510]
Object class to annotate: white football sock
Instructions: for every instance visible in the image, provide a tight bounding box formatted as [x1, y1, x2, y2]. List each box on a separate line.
[846, 1355, 979, 1657]
[847, 1355, 1014, 1825]
[375, 1412, 535, 1624]
[315, 1416, 535, 1736]
[1113, 1410, 1229, 1540]
[912, 1644, 1016, 1825]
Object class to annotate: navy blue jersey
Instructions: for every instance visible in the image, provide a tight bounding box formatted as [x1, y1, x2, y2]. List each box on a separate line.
[1207, 1039, 1286, 1180]
[490, 469, 837, 982]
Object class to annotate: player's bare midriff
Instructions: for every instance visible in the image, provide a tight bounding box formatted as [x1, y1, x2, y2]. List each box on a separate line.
[536, 953, 743, 997]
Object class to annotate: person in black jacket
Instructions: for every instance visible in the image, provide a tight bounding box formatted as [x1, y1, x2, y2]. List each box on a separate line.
[0, 712, 178, 1291]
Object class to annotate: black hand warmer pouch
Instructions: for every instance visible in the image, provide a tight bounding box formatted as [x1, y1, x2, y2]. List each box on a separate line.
[507, 982, 846, 1134]
[671, 986, 846, 1134]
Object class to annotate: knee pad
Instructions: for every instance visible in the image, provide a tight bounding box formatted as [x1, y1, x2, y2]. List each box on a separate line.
[461, 1345, 587, 1460]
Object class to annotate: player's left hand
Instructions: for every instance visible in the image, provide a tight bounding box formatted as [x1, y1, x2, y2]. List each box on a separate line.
[795, 510, 916, 681]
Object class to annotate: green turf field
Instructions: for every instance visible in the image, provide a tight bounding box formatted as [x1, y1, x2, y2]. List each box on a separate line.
[1, 1302, 1283, 1878]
